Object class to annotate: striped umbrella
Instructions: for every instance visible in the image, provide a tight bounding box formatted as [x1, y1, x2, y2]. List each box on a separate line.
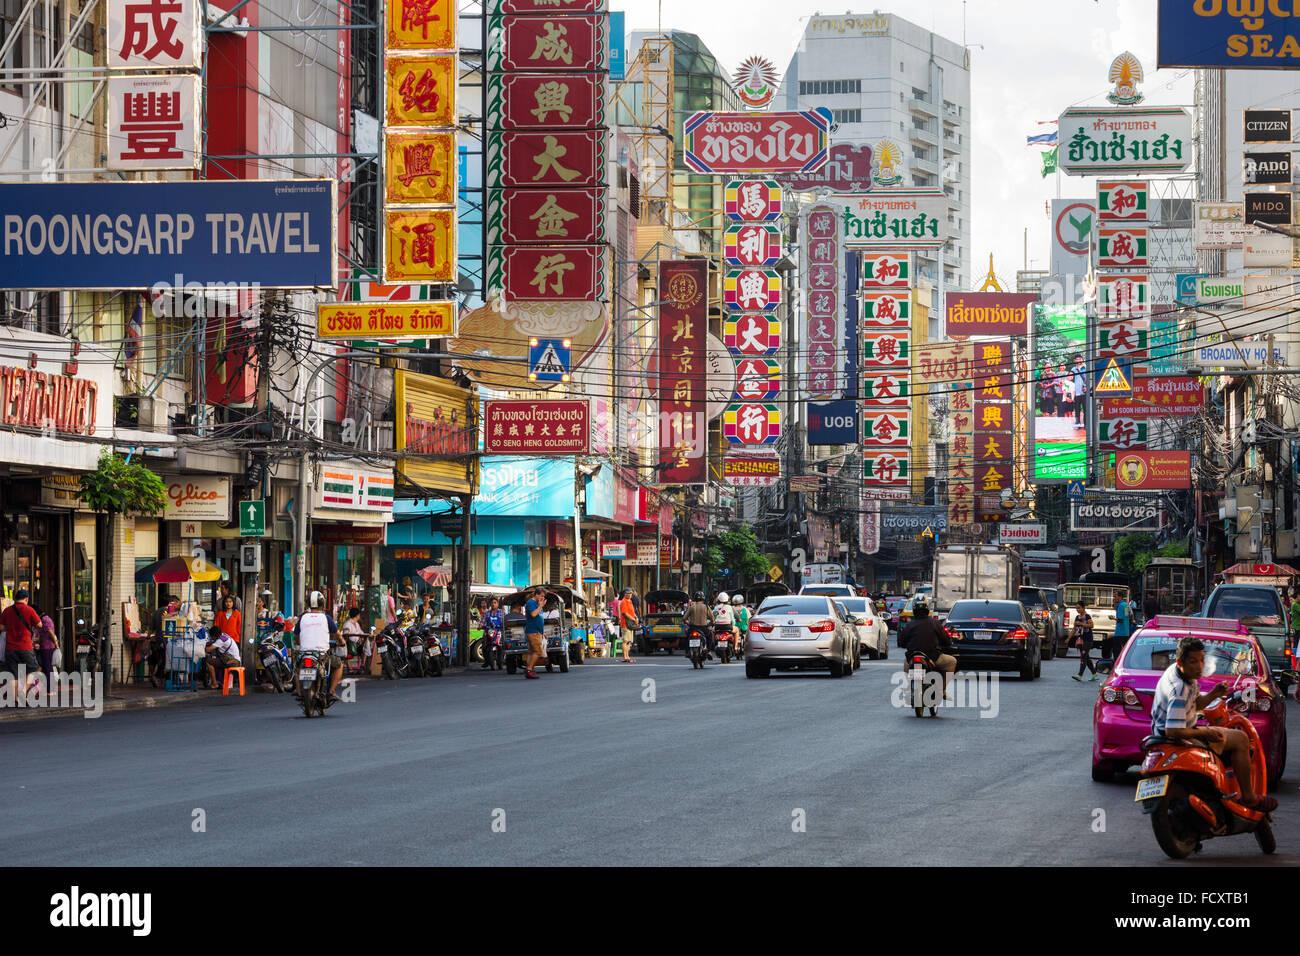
[133, 556, 228, 584]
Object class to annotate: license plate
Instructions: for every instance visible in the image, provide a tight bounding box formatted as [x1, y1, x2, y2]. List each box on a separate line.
[298, 668, 316, 681]
[689, 639, 701, 648]
[377, 645, 388, 654]
[974, 630, 994, 641]
[781, 627, 803, 639]
[1135, 775, 1170, 801]
[77, 647, 90, 654]
[410, 646, 424, 654]
[262, 656, 276, 666]
[430, 647, 441, 656]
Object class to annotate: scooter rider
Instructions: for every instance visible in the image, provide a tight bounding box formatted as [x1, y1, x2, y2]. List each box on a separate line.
[898, 598, 957, 698]
[295, 591, 344, 704]
[684, 591, 712, 652]
[1152, 636, 1278, 813]
[732, 593, 750, 655]
[712, 592, 735, 659]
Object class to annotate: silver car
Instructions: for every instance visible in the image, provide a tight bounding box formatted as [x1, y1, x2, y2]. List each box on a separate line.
[838, 596, 890, 660]
[745, 594, 857, 679]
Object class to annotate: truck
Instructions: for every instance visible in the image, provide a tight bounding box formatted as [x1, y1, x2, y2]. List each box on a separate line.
[1022, 550, 1070, 590]
[1060, 582, 1130, 656]
[931, 545, 1022, 621]
[800, 562, 846, 587]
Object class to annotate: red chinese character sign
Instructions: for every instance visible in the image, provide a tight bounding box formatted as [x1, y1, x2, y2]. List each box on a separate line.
[683, 109, 833, 174]
[724, 180, 782, 221]
[863, 447, 910, 487]
[384, 131, 457, 205]
[724, 223, 783, 267]
[487, 130, 607, 188]
[861, 409, 909, 447]
[385, 54, 457, 127]
[387, 0, 456, 50]
[107, 74, 199, 171]
[733, 359, 781, 402]
[488, 15, 609, 73]
[384, 209, 457, 282]
[724, 269, 781, 311]
[803, 203, 842, 400]
[497, 245, 605, 302]
[486, 187, 606, 245]
[657, 261, 708, 484]
[723, 314, 781, 355]
[486, 73, 606, 130]
[108, 0, 201, 70]
[861, 252, 910, 288]
[722, 403, 781, 445]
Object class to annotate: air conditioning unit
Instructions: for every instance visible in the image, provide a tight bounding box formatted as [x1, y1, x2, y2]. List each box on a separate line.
[1261, 498, 1275, 514]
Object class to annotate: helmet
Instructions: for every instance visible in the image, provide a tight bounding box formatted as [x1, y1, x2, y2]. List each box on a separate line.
[694, 591, 705, 601]
[731, 594, 744, 606]
[913, 598, 930, 618]
[308, 590, 325, 610]
[716, 592, 730, 604]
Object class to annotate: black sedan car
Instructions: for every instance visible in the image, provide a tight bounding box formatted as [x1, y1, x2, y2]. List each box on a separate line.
[943, 598, 1041, 680]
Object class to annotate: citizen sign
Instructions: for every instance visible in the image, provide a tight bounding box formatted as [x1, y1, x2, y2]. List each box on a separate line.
[1069, 495, 1161, 533]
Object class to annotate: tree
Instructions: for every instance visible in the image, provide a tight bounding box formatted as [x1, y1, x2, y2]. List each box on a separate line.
[78, 450, 167, 680]
[702, 527, 769, 589]
[1114, 533, 1156, 578]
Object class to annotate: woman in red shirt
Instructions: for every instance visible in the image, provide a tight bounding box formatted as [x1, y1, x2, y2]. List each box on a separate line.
[215, 595, 242, 642]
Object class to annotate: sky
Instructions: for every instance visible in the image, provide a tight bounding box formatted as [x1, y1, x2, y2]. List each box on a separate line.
[614, 0, 1196, 284]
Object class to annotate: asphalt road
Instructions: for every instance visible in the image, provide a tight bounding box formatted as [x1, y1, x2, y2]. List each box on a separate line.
[5, 648, 1298, 866]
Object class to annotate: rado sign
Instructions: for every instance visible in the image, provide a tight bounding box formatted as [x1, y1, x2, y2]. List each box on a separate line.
[1069, 494, 1161, 533]
[1244, 152, 1292, 187]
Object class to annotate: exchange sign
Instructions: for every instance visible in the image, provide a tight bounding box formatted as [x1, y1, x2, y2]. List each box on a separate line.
[683, 109, 832, 174]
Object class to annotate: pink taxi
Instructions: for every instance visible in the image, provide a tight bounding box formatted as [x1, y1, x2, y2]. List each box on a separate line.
[1091, 616, 1288, 786]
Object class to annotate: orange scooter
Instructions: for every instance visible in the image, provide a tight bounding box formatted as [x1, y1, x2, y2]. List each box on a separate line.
[1135, 691, 1276, 859]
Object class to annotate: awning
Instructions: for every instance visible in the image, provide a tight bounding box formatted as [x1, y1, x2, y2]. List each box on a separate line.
[1223, 562, 1299, 577]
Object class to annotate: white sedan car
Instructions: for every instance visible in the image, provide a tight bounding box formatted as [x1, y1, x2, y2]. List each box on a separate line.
[838, 596, 890, 660]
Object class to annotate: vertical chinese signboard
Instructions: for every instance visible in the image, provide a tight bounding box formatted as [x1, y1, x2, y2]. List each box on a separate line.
[912, 341, 976, 529]
[106, 0, 202, 170]
[803, 203, 842, 401]
[1095, 180, 1150, 457]
[485, 1, 610, 304]
[861, 250, 913, 503]
[972, 339, 1014, 523]
[658, 260, 709, 484]
[383, 0, 458, 284]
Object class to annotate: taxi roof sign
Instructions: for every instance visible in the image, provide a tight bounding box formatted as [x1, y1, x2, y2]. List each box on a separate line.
[1145, 615, 1250, 636]
[1094, 357, 1132, 395]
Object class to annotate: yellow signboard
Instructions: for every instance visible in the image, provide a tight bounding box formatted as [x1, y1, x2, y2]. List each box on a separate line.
[395, 370, 479, 496]
[317, 301, 456, 340]
[385, 130, 456, 206]
[386, 0, 455, 51]
[383, 208, 456, 283]
[385, 54, 456, 128]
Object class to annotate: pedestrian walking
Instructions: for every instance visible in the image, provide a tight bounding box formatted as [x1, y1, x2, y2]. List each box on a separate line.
[35, 614, 59, 679]
[523, 587, 547, 679]
[1071, 602, 1097, 681]
[618, 588, 638, 662]
[1, 589, 43, 679]
[1109, 594, 1131, 662]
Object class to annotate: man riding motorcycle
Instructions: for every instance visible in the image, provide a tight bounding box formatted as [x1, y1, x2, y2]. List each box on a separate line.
[712, 591, 736, 659]
[294, 591, 344, 704]
[684, 591, 712, 655]
[898, 598, 957, 698]
[731, 593, 750, 656]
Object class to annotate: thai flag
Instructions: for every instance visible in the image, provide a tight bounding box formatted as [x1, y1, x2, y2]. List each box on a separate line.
[1026, 131, 1058, 146]
[124, 294, 143, 365]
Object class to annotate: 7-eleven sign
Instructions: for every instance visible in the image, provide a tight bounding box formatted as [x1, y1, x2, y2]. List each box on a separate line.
[1097, 181, 1149, 222]
[862, 409, 909, 446]
[1098, 227, 1149, 268]
[863, 446, 910, 485]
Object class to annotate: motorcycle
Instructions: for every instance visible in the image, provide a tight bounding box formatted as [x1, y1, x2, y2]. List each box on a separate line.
[1136, 691, 1276, 859]
[406, 625, 428, 677]
[295, 648, 335, 718]
[74, 618, 99, 674]
[714, 623, 736, 664]
[908, 653, 941, 717]
[687, 625, 709, 670]
[424, 627, 446, 677]
[256, 628, 295, 694]
[483, 624, 504, 671]
[375, 623, 410, 679]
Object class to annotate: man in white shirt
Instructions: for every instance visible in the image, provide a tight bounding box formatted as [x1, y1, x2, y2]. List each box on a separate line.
[294, 591, 343, 702]
[205, 631, 241, 689]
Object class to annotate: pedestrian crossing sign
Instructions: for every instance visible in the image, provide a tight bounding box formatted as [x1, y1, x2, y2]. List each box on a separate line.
[1093, 356, 1132, 396]
[529, 338, 571, 383]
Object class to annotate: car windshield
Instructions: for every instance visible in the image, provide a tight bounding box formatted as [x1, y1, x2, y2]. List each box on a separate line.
[1018, 589, 1046, 609]
[949, 600, 1024, 623]
[1207, 590, 1282, 626]
[840, 598, 870, 613]
[886, 598, 905, 610]
[758, 597, 833, 616]
[1063, 585, 1125, 608]
[1122, 636, 1260, 677]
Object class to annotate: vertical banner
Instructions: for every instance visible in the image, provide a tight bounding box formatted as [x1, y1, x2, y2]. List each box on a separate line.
[658, 260, 708, 484]
[803, 203, 843, 400]
[859, 493, 880, 555]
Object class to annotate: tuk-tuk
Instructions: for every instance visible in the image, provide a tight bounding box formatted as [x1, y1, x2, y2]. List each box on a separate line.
[641, 589, 690, 654]
[500, 587, 577, 674]
[560, 586, 590, 665]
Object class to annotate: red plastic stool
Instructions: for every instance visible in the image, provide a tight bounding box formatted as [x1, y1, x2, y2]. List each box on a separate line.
[222, 667, 246, 696]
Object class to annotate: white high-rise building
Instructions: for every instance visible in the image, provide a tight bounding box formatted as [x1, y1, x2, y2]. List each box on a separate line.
[779, 11, 972, 329]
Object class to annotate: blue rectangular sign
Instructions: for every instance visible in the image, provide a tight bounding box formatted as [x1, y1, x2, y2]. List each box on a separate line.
[1175, 272, 1207, 304]
[807, 400, 858, 445]
[608, 11, 626, 80]
[1157, 0, 1300, 68]
[0, 179, 337, 290]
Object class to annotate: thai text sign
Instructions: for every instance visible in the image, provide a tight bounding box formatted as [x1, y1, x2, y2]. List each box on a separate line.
[828, 189, 948, 249]
[0, 180, 337, 290]
[682, 109, 832, 174]
[1113, 451, 1192, 490]
[999, 524, 1046, 545]
[945, 293, 1036, 337]
[318, 301, 455, 340]
[1057, 108, 1192, 174]
[780, 143, 873, 192]
[1102, 377, 1204, 417]
[1070, 494, 1162, 533]
[484, 400, 590, 455]
[1157, 1, 1300, 68]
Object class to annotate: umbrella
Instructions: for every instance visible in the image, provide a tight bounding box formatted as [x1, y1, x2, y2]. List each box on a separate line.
[133, 556, 228, 584]
[418, 565, 453, 587]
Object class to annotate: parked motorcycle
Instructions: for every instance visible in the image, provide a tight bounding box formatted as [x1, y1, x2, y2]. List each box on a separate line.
[406, 625, 428, 677]
[74, 618, 99, 674]
[1136, 691, 1277, 858]
[424, 627, 446, 677]
[377, 623, 410, 679]
[256, 628, 295, 694]
[714, 623, 735, 664]
[687, 625, 709, 670]
[295, 648, 334, 718]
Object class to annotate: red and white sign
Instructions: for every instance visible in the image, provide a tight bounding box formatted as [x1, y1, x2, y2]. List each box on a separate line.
[862, 329, 909, 368]
[722, 402, 781, 445]
[600, 541, 627, 560]
[999, 524, 1046, 545]
[492, 188, 606, 245]
[803, 203, 842, 401]
[723, 313, 780, 355]
[683, 108, 832, 174]
[1097, 181, 1149, 222]
[724, 223, 782, 267]
[861, 408, 909, 447]
[724, 268, 781, 311]
[108, 0, 202, 69]
[492, 73, 606, 130]
[495, 130, 607, 188]
[107, 74, 200, 171]
[163, 475, 231, 522]
[734, 358, 781, 402]
[724, 180, 782, 221]
[1098, 275, 1151, 317]
[859, 494, 881, 555]
[496, 15, 608, 73]
[863, 446, 910, 486]
[1102, 377, 1205, 418]
[1098, 226, 1149, 268]
[861, 252, 909, 288]
[484, 400, 590, 454]
[499, 245, 605, 302]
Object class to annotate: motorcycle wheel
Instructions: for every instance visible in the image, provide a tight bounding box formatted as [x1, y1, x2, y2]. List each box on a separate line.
[1150, 781, 1200, 860]
[1255, 820, 1277, 855]
[432, 657, 445, 677]
[559, 653, 570, 673]
[506, 657, 517, 675]
[270, 666, 288, 694]
[301, 684, 316, 718]
[382, 654, 395, 680]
